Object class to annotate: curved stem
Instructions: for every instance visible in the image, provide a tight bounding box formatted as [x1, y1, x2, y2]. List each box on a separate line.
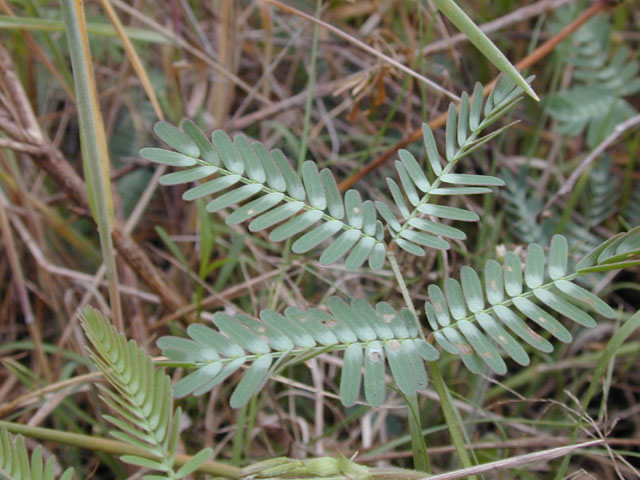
[387, 251, 475, 477]
[427, 363, 477, 479]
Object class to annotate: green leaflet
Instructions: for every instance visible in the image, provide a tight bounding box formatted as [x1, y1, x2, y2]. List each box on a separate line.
[484, 260, 504, 305]
[345, 237, 376, 270]
[549, 235, 568, 279]
[319, 230, 361, 265]
[458, 320, 506, 374]
[229, 354, 272, 408]
[183, 175, 241, 201]
[460, 266, 484, 313]
[320, 169, 345, 219]
[248, 202, 305, 232]
[301, 161, 326, 210]
[159, 166, 217, 186]
[341, 344, 363, 407]
[154, 121, 199, 157]
[270, 210, 324, 242]
[211, 130, 244, 174]
[234, 134, 266, 183]
[205, 184, 262, 212]
[227, 192, 284, 225]
[140, 148, 198, 167]
[475, 312, 529, 366]
[273, 149, 305, 200]
[524, 243, 545, 288]
[384, 341, 413, 396]
[364, 342, 386, 406]
[182, 119, 219, 166]
[417, 204, 479, 221]
[175, 448, 214, 479]
[292, 221, 344, 254]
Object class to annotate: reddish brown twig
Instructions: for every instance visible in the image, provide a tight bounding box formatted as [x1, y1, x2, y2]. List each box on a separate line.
[338, 0, 611, 192]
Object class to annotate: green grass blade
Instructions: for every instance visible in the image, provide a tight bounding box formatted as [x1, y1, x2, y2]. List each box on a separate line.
[431, 0, 538, 101]
[62, 0, 122, 330]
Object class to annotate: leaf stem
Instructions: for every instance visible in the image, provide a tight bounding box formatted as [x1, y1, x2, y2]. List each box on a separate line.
[406, 392, 431, 473]
[387, 250, 419, 320]
[426, 363, 477, 479]
[387, 251, 475, 477]
[297, 0, 321, 169]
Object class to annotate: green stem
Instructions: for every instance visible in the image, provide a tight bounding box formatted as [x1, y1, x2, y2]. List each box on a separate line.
[61, 0, 123, 331]
[427, 364, 477, 479]
[0, 420, 241, 478]
[297, 0, 322, 169]
[387, 249, 475, 476]
[406, 393, 431, 473]
[387, 250, 423, 338]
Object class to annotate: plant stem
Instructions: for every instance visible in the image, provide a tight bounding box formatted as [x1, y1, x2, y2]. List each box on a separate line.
[406, 393, 431, 473]
[427, 364, 477, 479]
[61, 0, 123, 331]
[387, 249, 476, 477]
[0, 420, 241, 478]
[296, 0, 321, 169]
[387, 250, 423, 338]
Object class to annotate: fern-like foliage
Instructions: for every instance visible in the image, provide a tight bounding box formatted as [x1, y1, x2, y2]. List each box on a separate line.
[158, 299, 438, 407]
[624, 184, 640, 228]
[546, 11, 639, 147]
[82, 307, 212, 479]
[0, 428, 74, 480]
[500, 169, 603, 258]
[376, 76, 527, 256]
[425, 226, 640, 374]
[141, 77, 528, 268]
[500, 169, 548, 244]
[159, 229, 640, 408]
[424, 235, 614, 374]
[140, 122, 386, 270]
[583, 156, 619, 228]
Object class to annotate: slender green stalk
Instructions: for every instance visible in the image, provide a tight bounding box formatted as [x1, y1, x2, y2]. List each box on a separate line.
[406, 393, 431, 473]
[0, 420, 241, 478]
[297, 0, 322, 168]
[387, 250, 422, 336]
[61, 0, 123, 331]
[231, 402, 249, 465]
[426, 363, 477, 479]
[431, 0, 538, 101]
[387, 249, 474, 476]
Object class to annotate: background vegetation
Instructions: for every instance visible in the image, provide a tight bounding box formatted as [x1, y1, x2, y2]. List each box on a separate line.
[0, 0, 638, 478]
